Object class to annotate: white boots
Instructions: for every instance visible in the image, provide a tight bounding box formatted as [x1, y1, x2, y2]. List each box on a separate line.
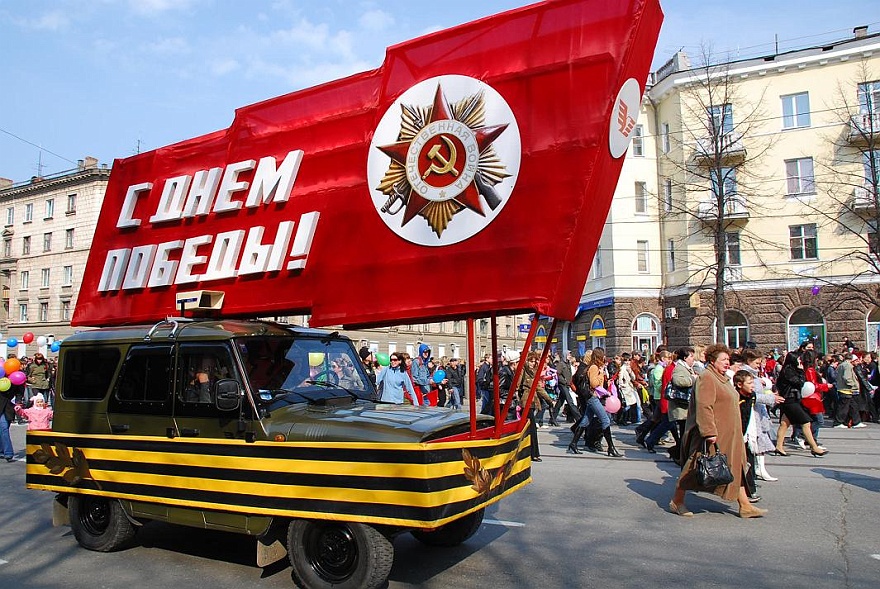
[755, 454, 778, 482]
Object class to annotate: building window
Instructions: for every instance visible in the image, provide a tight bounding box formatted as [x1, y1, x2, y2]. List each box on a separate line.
[453, 320, 463, 334]
[2, 239, 10, 258]
[790, 224, 818, 260]
[634, 181, 648, 214]
[724, 310, 749, 349]
[63, 265, 73, 286]
[787, 307, 826, 352]
[39, 301, 49, 322]
[479, 319, 488, 335]
[663, 178, 673, 212]
[667, 239, 676, 271]
[506, 324, 513, 337]
[6, 207, 13, 226]
[20, 270, 29, 290]
[45, 198, 55, 219]
[19, 303, 28, 322]
[631, 313, 661, 354]
[41, 268, 50, 288]
[22, 236, 30, 256]
[870, 232, 880, 254]
[661, 122, 670, 153]
[863, 150, 879, 186]
[632, 124, 644, 156]
[61, 300, 71, 321]
[591, 245, 603, 279]
[43, 232, 52, 252]
[24, 203, 33, 223]
[781, 92, 811, 129]
[65, 228, 74, 249]
[711, 167, 737, 197]
[637, 240, 649, 273]
[726, 232, 741, 266]
[786, 157, 815, 195]
[858, 80, 880, 114]
[67, 194, 77, 214]
[708, 103, 733, 135]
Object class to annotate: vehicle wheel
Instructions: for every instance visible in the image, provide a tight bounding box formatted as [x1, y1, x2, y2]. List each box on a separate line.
[287, 520, 393, 589]
[68, 495, 137, 552]
[411, 508, 484, 547]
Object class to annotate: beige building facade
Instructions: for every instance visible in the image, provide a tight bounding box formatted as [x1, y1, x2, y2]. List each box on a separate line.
[569, 27, 880, 356]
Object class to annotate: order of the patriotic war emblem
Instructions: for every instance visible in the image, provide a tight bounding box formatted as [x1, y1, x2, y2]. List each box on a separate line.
[374, 83, 512, 238]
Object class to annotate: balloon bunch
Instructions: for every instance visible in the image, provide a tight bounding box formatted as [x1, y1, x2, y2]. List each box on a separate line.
[0, 357, 25, 392]
[3, 333, 62, 352]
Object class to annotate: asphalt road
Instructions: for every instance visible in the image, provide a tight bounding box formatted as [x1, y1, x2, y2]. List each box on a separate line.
[2, 421, 879, 589]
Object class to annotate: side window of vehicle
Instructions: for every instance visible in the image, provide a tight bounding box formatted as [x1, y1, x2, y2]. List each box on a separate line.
[61, 347, 121, 400]
[109, 345, 173, 414]
[176, 343, 237, 415]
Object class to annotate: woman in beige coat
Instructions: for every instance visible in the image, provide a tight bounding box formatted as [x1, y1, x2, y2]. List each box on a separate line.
[669, 343, 767, 518]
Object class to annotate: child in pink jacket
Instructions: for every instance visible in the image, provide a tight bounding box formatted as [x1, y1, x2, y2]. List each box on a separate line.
[14, 393, 53, 430]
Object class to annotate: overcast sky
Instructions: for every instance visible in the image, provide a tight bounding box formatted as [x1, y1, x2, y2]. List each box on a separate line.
[1, 0, 879, 183]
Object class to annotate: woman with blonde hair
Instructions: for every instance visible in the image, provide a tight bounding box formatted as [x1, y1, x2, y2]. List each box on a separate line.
[669, 343, 766, 518]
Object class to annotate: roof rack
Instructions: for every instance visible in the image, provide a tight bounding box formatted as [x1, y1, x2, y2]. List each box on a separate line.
[144, 317, 194, 341]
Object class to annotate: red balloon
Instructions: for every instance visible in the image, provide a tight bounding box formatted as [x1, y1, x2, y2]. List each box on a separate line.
[22, 332, 34, 344]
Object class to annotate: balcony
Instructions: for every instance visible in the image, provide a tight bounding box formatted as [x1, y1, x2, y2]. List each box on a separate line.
[696, 196, 749, 222]
[723, 266, 743, 282]
[692, 132, 747, 164]
[852, 185, 878, 211]
[848, 111, 880, 144]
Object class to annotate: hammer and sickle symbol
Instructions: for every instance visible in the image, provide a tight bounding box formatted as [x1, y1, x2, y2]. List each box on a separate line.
[422, 135, 460, 180]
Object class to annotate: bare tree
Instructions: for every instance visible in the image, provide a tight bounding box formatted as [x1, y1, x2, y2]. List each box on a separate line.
[789, 59, 880, 310]
[658, 45, 777, 341]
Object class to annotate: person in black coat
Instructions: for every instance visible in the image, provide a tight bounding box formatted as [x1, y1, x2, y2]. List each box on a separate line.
[773, 352, 827, 457]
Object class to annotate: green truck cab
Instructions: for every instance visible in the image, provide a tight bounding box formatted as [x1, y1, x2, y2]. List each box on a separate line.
[26, 318, 530, 589]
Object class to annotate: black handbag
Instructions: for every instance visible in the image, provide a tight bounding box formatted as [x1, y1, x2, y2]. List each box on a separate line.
[695, 440, 734, 487]
[664, 381, 693, 402]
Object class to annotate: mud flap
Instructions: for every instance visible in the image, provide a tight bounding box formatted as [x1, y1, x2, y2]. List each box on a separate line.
[256, 521, 288, 567]
[53, 496, 70, 527]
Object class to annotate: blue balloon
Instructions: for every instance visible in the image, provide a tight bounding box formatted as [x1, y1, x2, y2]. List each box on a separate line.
[6, 337, 17, 348]
[432, 369, 447, 384]
[50, 341, 61, 353]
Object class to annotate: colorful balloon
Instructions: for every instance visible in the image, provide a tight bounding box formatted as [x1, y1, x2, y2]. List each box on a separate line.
[376, 353, 390, 367]
[50, 341, 61, 353]
[37, 336, 47, 347]
[811, 285, 821, 295]
[604, 395, 622, 414]
[308, 352, 325, 367]
[0, 366, 5, 378]
[6, 337, 17, 348]
[8, 370, 26, 386]
[432, 369, 447, 383]
[22, 332, 34, 344]
[0, 378, 9, 392]
[3, 358, 20, 374]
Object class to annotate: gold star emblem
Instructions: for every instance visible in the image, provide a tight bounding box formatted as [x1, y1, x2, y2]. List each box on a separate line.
[375, 84, 511, 237]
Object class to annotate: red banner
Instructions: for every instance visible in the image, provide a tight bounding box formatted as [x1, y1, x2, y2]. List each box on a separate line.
[73, 0, 663, 328]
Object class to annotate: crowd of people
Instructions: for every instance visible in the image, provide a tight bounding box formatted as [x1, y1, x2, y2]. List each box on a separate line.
[1, 353, 57, 462]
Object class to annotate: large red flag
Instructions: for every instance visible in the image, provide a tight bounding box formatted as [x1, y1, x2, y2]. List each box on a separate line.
[73, 0, 663, 328]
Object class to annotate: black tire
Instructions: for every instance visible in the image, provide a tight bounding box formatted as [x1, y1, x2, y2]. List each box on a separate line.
[68, 495, 137, 552]
[411, 508, 484, 547]
[287, 520, 393, 589]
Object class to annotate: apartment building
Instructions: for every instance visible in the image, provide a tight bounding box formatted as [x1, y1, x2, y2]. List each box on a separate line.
[568, 26, 880, 355]
[0, 157, 110, 344]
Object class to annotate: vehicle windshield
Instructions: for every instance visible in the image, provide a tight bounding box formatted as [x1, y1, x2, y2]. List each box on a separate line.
[235, 335, 376, 405]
